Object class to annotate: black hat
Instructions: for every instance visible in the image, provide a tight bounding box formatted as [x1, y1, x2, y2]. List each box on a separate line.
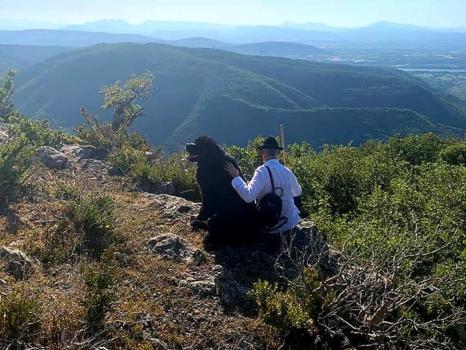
[257, 136, 283, 150]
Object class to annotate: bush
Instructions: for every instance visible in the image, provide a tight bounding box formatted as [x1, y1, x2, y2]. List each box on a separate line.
[0, 70, 15, 120]
[77, 73, 154, 156]
[440, 141, 466, 166]
[83, 261, 116, 333]
[68, 195, 116, 259]
[0, 136, 33, 201]
[8, 115, 76, 149]
[0, 287, 42, 344]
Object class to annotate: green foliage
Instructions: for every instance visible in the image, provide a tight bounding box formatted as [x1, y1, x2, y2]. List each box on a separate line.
[0, 287, 42, 343]
[243, 134, 466, 348]
[83, 261, 116, 332]
[9, 115, 77, 148]
[101, 72, 154, 133]
[77, 73, 154, 155]
[441, 140, 466, 166]
[252, 270, 322, 337]
[386, 133, 448, 165]
[0, 136, 33, 201]
[68, 195, 116, 259]
[0, 70, 15, 120]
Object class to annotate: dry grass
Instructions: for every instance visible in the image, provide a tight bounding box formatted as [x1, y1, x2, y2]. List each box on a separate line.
[0, 162, 280, 349]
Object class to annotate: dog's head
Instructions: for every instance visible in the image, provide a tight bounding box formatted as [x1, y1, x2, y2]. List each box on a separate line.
[186, 136, 225, 163]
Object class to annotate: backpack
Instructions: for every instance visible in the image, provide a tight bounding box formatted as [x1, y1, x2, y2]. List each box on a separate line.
[257, 166, 288, 231]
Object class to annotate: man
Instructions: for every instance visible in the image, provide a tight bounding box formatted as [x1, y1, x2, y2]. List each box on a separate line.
[224, 136, 303, 235]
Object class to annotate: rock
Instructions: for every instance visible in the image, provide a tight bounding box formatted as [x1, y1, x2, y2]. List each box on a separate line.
[180, 278, 216, 296]
[0, 123, 9, 145]
[60, 144, 96, 160]
[139, 180, 176, 196]
[150, 338, 168, 349]
[36, 146, 68, 169]
[0, 246, 33, 279]
[147, 233, 205, 265]
[145, 194, 200, 221]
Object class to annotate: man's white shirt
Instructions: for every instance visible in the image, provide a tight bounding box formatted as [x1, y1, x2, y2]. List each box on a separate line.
[231, 159, 302, 233]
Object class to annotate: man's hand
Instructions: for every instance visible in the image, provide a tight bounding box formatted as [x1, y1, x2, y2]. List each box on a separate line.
[224, 161, 240, 178]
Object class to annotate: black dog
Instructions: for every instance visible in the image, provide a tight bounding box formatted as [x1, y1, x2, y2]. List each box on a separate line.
[186, 136, 262, 246]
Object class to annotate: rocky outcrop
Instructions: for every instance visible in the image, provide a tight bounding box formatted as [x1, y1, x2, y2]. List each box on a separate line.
[0, 122, 9, 145]
[36, 146, 68, 169]
[139, 180, 176, 196]
[60, 144, 96, 160]
[144, 194, 201, 221]
[0, 246, 33, 279]
[148, 233, 206, 265]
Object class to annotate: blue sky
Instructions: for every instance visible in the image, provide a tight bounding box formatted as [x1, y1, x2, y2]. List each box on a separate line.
[0, 0, 465, 27]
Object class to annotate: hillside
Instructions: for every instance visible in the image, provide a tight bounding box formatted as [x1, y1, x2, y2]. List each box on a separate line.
[13, 43, 465, 150]
[227, 41, 326, 57]
[0, 44, 75, 75]
[0, 29, 161, 47]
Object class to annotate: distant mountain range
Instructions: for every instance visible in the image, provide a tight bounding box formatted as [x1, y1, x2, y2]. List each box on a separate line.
[12, 43, 465, 150]
[1, 20, 466, 51]
[0, 29, 161, 47]
[60, 20, 466, 48]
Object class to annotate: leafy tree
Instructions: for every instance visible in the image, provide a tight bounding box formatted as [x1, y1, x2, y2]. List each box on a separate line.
[101, 72, 154, 133]
[77, 72, 154, 154]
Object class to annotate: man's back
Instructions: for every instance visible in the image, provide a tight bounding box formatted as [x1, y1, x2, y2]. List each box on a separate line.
[231, 158, 302, 233]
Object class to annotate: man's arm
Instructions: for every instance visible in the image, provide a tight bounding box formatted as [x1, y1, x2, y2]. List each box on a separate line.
[225, 162, 265, 203]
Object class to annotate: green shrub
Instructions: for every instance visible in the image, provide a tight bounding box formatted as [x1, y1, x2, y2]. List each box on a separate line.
[83, 261, 116, 333]
[77, 73, 154, 156]
[0, 70, 15, 120]
[441, 141, 466, 166]
[386, 133, 447, 165]
[0, 288, 42, 343]
[0, 136, 33, 201]
[146, 153, 199, 201]
[68, 195, 116, 259]
[252, 270, 321, 336]
[8, 115, 76, 149]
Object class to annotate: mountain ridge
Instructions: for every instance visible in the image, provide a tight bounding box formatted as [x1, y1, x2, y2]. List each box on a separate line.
[12, 43, 465, 150]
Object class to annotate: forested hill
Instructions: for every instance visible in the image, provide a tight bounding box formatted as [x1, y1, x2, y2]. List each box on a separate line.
[13, 43, 465, 150]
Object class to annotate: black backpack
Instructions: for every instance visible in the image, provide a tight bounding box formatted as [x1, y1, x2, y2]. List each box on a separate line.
[257, 166, 288, 231]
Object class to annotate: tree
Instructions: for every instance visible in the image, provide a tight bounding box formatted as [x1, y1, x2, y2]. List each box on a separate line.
[100, 72, 154, 133]
[77, 72, 154, 154]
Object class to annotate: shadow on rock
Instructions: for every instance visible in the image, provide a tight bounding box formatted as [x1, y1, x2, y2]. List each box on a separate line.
[212, 221, 339, 316]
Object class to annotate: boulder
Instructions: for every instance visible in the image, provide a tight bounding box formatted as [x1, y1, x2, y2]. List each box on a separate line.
[139, 180, 176, 196]
[60, 144, 96, 160]
[144, 194, 200, 221]
[179, 278, 216, 296]
[36, 146, 68, 169]
[147, 233, 205, 265]
[0, 246, 33, 279]
[0, 123, 9, 145]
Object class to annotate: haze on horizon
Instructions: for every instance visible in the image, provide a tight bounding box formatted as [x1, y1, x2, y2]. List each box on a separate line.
[0, 0, 465, 29]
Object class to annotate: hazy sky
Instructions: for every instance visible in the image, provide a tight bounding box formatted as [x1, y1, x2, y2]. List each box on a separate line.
[0, 0, 465, 27]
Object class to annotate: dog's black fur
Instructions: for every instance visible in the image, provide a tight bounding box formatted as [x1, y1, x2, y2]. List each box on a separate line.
[186, 136, 262, 246]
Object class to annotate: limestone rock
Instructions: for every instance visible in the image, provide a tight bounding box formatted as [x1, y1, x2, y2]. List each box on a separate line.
[36, 146, 68, 169]
[0, 246, 33, 279]
[144, 194, 200, 221]
[147, 233, 204, 265]
[60, 144, 96, 160]
[139, 181, 176, 196]
[0, 123, 9, 145]
[180, 279, 216, 296]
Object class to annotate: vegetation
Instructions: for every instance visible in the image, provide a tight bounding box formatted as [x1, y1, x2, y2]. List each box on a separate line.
[1, 70, 465, 348]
